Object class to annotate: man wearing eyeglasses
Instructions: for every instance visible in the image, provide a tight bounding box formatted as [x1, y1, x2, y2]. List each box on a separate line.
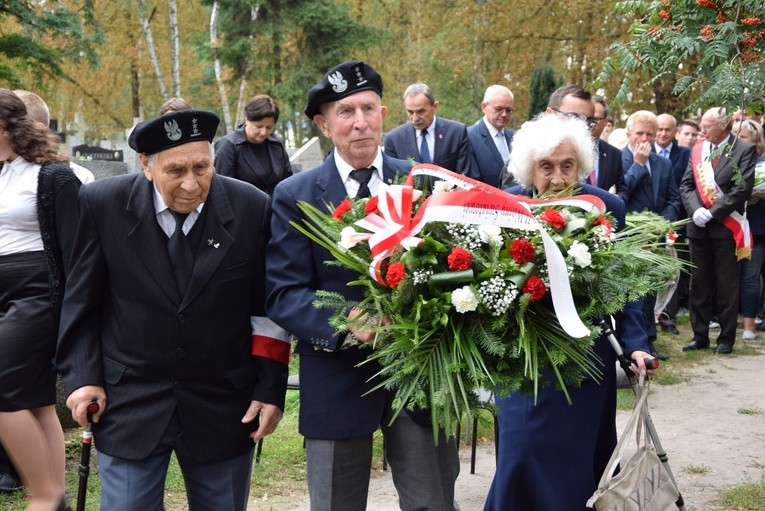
[681, 107, 756, 355]
[469, 85, 515, 188]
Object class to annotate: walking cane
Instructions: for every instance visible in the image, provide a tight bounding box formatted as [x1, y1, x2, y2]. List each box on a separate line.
[598, 318, 686, 510]
[76, 401, 100, 511]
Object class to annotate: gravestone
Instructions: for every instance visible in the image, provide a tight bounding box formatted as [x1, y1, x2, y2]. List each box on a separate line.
[289, 136, 324, 172]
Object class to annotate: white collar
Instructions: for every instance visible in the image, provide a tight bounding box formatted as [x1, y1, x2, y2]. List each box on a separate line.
[334, 148, 384, 184]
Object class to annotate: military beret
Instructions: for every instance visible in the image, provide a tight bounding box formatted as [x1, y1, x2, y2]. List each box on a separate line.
[128, 109, 219, 155]
[304, 60, 383, 119]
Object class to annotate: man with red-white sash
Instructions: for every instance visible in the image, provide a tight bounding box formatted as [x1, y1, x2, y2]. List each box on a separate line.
[680, 107, 757, 354]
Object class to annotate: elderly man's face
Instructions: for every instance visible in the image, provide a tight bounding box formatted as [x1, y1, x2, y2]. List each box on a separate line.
[315, 90, 387, 169]
[656, 115, 677, 148]
[141, 141, 213, 214]
[532, 141, 579, 194]
[405, 93, 438, 130]
[482, 92, 514, 130]
[699, 111, 729, 145]
[627, 121, 656, 148]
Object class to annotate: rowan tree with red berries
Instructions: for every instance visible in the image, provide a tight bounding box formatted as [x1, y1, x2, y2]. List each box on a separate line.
[596, 0, 764, 112]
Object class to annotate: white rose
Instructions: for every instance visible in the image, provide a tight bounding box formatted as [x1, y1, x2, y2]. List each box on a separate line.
[433, 180, 454, 194]
[339, 226, 360, 250]
[478, 224, 503, 246]
[451, 286, 479, 313]
[568, 241, 592, 267]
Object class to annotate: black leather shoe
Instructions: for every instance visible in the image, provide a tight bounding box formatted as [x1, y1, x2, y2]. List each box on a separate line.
[715, 343, 733, 354]
[0, 472, 23, 493]
[661, 324, 680, 335]
[682, 340, 710, 351]
[650, 350, 670, 361]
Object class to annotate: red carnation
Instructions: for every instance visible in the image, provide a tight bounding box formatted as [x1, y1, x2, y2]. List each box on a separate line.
[592, 216, 613, 237]
[364, 196, 379, 214]
[386, 262, 406, 288]
[541, 209, 566, 230]
[523, 276, 547, 302]
[510, 239, 535, 264]
[332, 199, 353, 220]
[447, 247, 472, 271]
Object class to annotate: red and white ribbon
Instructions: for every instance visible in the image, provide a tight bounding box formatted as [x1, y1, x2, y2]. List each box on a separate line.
[354, 164, 596, 338]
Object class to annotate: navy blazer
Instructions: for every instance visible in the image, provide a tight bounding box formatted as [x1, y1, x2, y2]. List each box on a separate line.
[595, 140, 629, 203]
[265, 152, 418, 439]
[468, 118, 513, 187]
[56, 173, 285, 463]
[622, 147, 681, 221]
[658, 143, 691, 186]
[384, 117, 471, 175]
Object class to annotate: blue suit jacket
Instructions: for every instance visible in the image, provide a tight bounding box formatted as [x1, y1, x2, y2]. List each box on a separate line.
[595, 140, 629, 203]
[655, 143, 691, 220]
[265, 152, 416, 439]
[383, 117, 471, 175]
[622, 147, 681, 221]
[467, 118, 513, 187]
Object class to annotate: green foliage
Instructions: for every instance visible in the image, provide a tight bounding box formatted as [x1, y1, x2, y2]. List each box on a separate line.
[596, 0, 765, 113]
[0, 1, 101, 87]
[527, 65, 560, 119]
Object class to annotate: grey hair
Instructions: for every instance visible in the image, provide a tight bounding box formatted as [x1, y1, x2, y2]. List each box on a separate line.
[509, 113, 594, 189]
[625, 110, 658, 133]
[403, 83, 435, 104]
[147, 141, 215, 167]
[483, 85, 514, 104]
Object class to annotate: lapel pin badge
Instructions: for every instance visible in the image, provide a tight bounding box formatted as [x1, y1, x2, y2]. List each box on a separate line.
[208, 239, 220, 248]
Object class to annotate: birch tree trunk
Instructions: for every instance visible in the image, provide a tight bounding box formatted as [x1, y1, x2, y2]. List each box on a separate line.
[136, 0, 169, 101]
[235, 5, 260, 126]
[169, 0, 181, 97]
[210, 1, 233, 132]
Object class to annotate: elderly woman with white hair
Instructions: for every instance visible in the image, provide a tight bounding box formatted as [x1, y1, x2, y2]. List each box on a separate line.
[483, 114, 657, 511]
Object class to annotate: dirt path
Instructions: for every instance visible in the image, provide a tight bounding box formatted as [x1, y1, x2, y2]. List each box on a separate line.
[252, 345, 765, 511]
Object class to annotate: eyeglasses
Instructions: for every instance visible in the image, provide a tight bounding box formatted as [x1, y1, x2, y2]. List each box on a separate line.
[551, 108, 600, 129]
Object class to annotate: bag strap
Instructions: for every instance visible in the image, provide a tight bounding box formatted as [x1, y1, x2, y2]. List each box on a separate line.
[596, 374, 651, 488]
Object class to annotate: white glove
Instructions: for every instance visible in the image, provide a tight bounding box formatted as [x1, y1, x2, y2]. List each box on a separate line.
[692, 208, 714, 227]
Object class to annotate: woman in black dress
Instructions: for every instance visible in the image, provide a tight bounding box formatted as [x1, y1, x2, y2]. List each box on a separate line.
[0, 89, 81, 511]
[214, 94, 293, 196]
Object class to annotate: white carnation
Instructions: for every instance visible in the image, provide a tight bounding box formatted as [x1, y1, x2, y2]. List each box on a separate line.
[568, 241, 592, 268]
[339, 226, 360, 250]
[433, 180, 454, 194]
[451, 286, 479, 313]
[478, 224, 503, 246]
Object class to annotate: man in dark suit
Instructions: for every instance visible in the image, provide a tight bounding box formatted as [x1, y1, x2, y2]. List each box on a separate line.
[590, 96, 628, 202]
[654, 113, 692, 335]
[384, 83, 471, 175]
[266, 61, 459, 511]
[681, 107, 756, 354]
[468, 84, 514, 187]
[56, 110, 289, 510]
[622, 110, 682, 359]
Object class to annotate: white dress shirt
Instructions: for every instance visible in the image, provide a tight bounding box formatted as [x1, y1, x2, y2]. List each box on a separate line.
[0, 157, 44, 256]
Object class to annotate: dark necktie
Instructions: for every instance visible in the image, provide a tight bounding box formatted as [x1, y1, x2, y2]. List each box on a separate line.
[350, 167, 374, 198]
[167, 210, 193, 295]
[420, 128, 431, 164]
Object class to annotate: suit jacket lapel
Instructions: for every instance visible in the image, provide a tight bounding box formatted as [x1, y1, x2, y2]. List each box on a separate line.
[406, 124, 419, 162]
[181, 175, 234, 309]
[480, 122, 504, 169]
[126, 176, 182, 304]
[649, 154, 661, 207]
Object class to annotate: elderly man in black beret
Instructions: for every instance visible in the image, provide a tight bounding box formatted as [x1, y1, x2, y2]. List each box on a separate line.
[265, 61, 460, 511]
[56, 110, 290, 510]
